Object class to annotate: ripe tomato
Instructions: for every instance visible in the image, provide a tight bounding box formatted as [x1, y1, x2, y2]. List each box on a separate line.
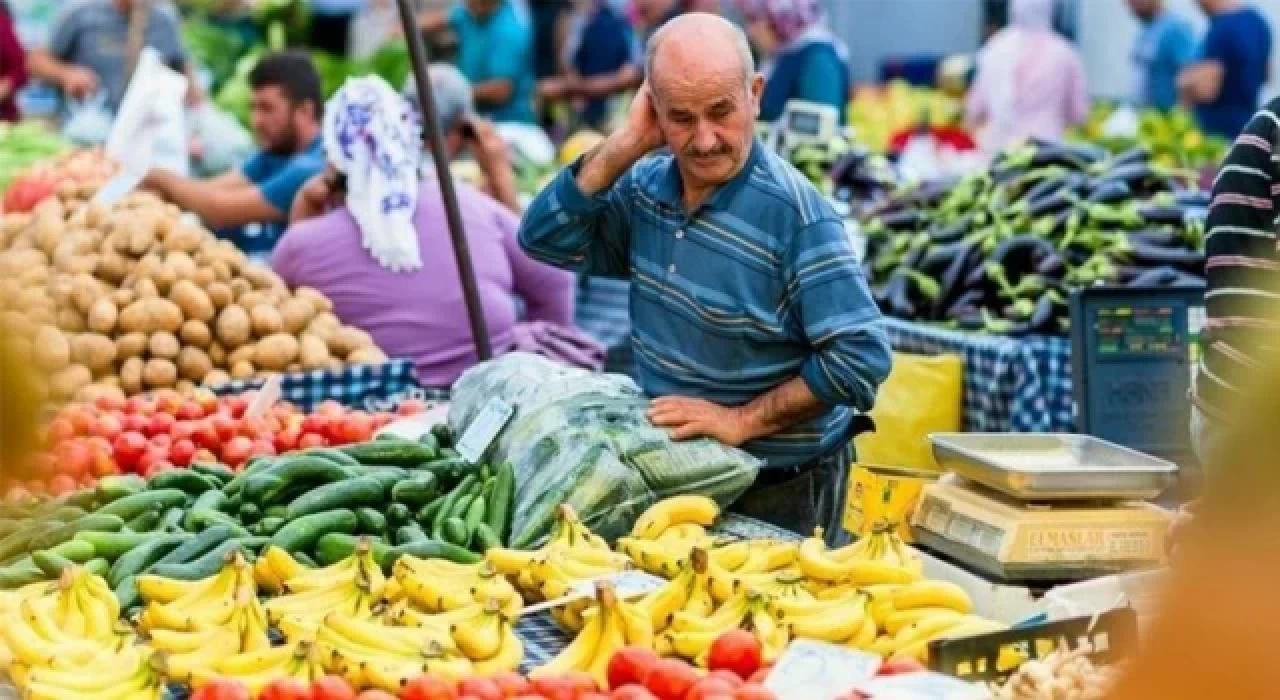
[316, 400, 345, 417]
[176, 401, 205, 422]
[298, 433, 328, 449]
[356, 692, 398, 700]
[122, 396, 149, 415]
[397, 399, 427, 416]
[687, 677, 738, 700]
[529, 677, 578, 700]
[876, 658, 925, 676]
[644, 660, 699, 700]
[339, 413, 374, 444]
[221, 436, 255, 468]
[300, 414, 328, 436]
[563, 671, 600, 693]
[48, 474, 77, 496]
[733, 685, 776, 700]
[456, 678, 503, 700]
[708, 630, 762, 680]
[608, 647, 660, 689]
[745, 667, 771, 686]
[257, 677, 312, 700]
[192, 421, 220, 450]
[274, 427, 301, 454]
[171, 421, 198, 441]
[136, 454, 173, 478]
[65, 407, 95, 435]
[169, 439, 197, 467]
[151, 434, 173, 450]
[401, 675, 458, 700]
[119, 414, 146, 435]
[251, 440, 277, 458]
[579, 695, 612, 700]
[189, 679, 251, 700]
[609, 686, 657, 700]
[92, 413, 123, 441]
[311, 675, 356, 700]
[89, 450, 119, 478]
[707, 671, 743, 689]
[210, 415, 239, 443]
[486, 672, 531, 697]
[146, 413, 176, 438]
[224, 395, 248, 419]
[46, 418, 75, 445]
[112, 432, 148, 469]
[94, 392, 125, 412]
[55, 441, 92, 479]
[193, 448, 218, 464]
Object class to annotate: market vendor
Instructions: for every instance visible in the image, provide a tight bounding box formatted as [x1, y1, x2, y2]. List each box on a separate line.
[139, 52, 326, 262]
[519, 13, 891, 543]
[733, 0, 850, 125]
[28, 0, 202, 113]
[276, 75, 601, 387]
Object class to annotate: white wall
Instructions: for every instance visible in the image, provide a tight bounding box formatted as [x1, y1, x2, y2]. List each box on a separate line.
[1078, 0, 1280, 102]
[824, 0, 985, 84]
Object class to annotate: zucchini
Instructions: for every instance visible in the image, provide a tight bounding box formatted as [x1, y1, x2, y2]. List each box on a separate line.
[191, 463, 237, 484]
[0, 557, 45, 589]
[157, 507, 186, 533]
[432, 474, 477, 539]
[126, 509, 162, 532]
[95, 474, 147, 504]
[269, 510, 359, 554]
[83, 558, 109, 577]
[186, 510, 252, 536]
[95, 490, 187, 522]
[355, 508, 387, 536]
[108, 533, 190, 587]
[415, 499, 444, 528]
[284, 477, 384, 521]
[441, 517, 470, 548]
[114, 577, 141, 611]
[385, 503, 411, 527]
[74, 531, 153, 561]
[313, 534, 390, 567]
[147, 470, 217, 495]
[340, 440, 438, 466]
[0, 530, 35, 564]
[463, 495, 487, 546]
[300, 447, 362, 468]
[238, 502, 262, 524]
[363, 467, 410, 495]
[264, 505, 288, 519]
[32, 539, 97, 577]
[417, 432, 439, 453]
[487, 461, 514, 543]
[384, 539, 480, 569]
[64, 489, 98, 511]
[255, 517, 286, 536]
[184, 490, 230, 530]
[154, 525, 237, 567]
[449, 493, 477, 522]
[221, 456, 277, 496]
[29, 514, 125, 551]
[390, 473, 438, 508]
[423, 457, 472, 481]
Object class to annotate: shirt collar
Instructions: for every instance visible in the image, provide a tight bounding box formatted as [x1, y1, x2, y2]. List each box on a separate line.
[650, 139, 762, 213]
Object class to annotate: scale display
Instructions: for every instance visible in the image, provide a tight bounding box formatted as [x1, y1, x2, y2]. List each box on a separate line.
[1092, 305, 1183, 358]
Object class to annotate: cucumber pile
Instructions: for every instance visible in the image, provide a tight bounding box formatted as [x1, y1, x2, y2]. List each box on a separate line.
[0, 424, 516, 609]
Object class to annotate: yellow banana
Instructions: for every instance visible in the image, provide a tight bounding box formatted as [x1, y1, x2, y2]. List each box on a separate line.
[587, 605, 627, 687]
[891, 614, 975, 649]
[631, 495, 720, 539]
[637, 567, 694, 630]
[891, 580, 972, 614]
[883, 607, 964, 637]
[781, 599, 867, 642]
[160, 627, 242, 681]
[891, 618, 1007, 663]
[213, 642, 301, 676]
[359, 656, 431, 693]
[617, 597, 655, 649]
[136, 574, 213, 605]
[849, 615, 878, 650]
[486, 547, 538, 576]
[148, 626, 238, 655]
[472, 623, 524, 674]
[532, 600, 603, 677]
[24, 648, 145, 692]
[452, 606, 511, 661]
[709, 541, 751, 571]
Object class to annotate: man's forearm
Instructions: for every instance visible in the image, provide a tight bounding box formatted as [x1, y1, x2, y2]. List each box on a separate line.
[27, 50, 69, 86]
[472, 79, 514, 107]
[577, 66, 642, 100]
[738, 377, 828, 442]
[576, 133, 647, 196]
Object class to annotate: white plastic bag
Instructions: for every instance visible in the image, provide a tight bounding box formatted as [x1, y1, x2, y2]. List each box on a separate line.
[106, 48, 190, 176]
[186, 102, 253, 177]
[60, 93, 114, 146]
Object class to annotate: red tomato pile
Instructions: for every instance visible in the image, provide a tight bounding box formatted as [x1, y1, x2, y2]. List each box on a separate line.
[2, 149, 117, 212]
[15, 391, 430, 500]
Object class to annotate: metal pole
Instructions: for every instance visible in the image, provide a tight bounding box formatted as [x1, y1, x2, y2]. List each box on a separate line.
[394, 0, 493, 361]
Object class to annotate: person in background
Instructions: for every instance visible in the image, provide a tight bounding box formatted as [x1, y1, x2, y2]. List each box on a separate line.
[1127, 0, 1197, 111]
[519, 13, 891, 541]
[733, 0, 850, 124]
[630, 0, 686, 43]
[29, 0, 201, 112]
[529, 0, 570, 103]
[965, 0, 1088, 153]
[0, 2, 27, 122]
[418, 0, 537, 124]
[141, 52, 326, 261]
[403, 63, 522, 215]
[1180, 0, 1272, 140]
[279, 76, 596, 387]
[538, 0, 642, 130]
[308, 0, 367, 55]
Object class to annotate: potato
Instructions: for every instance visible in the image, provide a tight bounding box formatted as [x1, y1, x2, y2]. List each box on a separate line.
[148, 299, 183, 334]
[9, 337, 32, 363]
[125, 218, 156, 255]
[115, 333, 148, 360]
[170, 280, 215, 323]
[49, 364, 92, 401]
[71, 334, 116, 373]
[164, 252, 197, 279]
[112, 289, 136, 308]
[179, 320, 212, 348]
[238, 291, 268, 311]
[215, 305, 252, 348]
[298, 334, 330, 370]
[295, 286, 333, 313]
[152, 263, 178, 295]
[249, 304, 283, 337]
[227, 344, 256, 368]
[347, 346, 388, 364]
[211, 260, 232, 283]
[206, 282, 233, 309]
[229, 279, 252, 300]
[254, 334, 299, 371]
[70, 276, 101, 315]
[177, 347, 213, 382]
[77, 383, 124, 406]
[202, 369, 232, 387]
[86, 298, 118, 334]
[329, 327, 373, 358]
[134, 278, 160, 299]
[230, 360, 255, 380]
[243, 265, 282, 291]
[56, 309, 85, 333]
[143, 358, 178, 388]
[34, 325, 70, 371]
[0, 311, 34, 338]
[193, 267, 217, 288]
[279, 299, 316, 335]
[207, 342, 227, 367]
[119, 356, 144, 394]
[163, 224, 204, 254]
[148, 332, 181, 359]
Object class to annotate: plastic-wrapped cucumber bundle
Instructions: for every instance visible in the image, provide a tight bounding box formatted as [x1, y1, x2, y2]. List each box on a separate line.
[449, 353, 760, 547]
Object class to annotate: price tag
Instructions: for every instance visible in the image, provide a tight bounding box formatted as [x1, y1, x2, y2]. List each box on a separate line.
[521, 571, 665, 616]
[243, 374, 282, 420]
[764, 640, 882, 700]
[855, 672, 987, 699]
[92, 169, 144, 207]
[455, 397, 513, 464]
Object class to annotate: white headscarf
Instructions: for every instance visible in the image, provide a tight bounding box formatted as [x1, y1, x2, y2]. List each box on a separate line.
[972, 0, 1060, 151]
[323, 76, 424, 272]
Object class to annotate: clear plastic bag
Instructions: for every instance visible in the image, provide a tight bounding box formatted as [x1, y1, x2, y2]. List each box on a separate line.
[449, 353, 761, 547]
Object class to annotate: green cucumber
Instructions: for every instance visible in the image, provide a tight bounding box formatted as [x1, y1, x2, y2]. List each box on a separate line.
[395, 524, 428, 545]
[472, 523, 503, 552]
[432, 474, 477, 538]
[463, 494, 487, 537]
[114, 577, 141, 611]
[222, 456, 276, 496]
[269, 510, 358, 554]
[147, 470, 217, 495]
[96, 490, 187, 522]
[385, 503, 411, 527]
[264, 505, 288, 519]
[300, 447, 362, 467]
[65, 489, 98, 511]
[154, 525, 237, 567]
[32, 539, 97, 577]
[187, 510, 251, 536]
[0, 530, 35, 564]
[244, 457, 360, 504]
[383, 539, 480, 569]
[423, 457, 473, 482]
[415, 499, 444, 528]
[256, 517, 286, 536]
[126, 509, 162, 532]
[363, 467, 410, 495]
[294, 552, 318, 567]
[441, 517, 469, 548]
[355, 508, 387, 535]
[150, 537, 263, 580]
[439, 447, 460, 460]
[0, 557, 45, 589]
[157, 507, 186, 533]
[29, 514, 125, 551]
[417, 432, 440, 452]
[83, 558, 109, 577]
[487, 461, 514, 543]
[191, 463, 237, 484]
[33, 550, 76, 578]
[285, 477, 384, 521]
[449, 493, 477, 522]
[95, 474, 147, 504]
[431, 424, 454, 448]
[238, 502, 262, 524]
[74, 531, 153, 561]
[185, 490, 230, 530]
[108, 533, 190, 587]
[313, 534, 390, 567]
[339, 440, 439, 466]
[390, 473, 438, 508]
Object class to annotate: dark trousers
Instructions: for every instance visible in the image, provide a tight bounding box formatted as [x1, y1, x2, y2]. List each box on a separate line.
[732, 443, 856, 547]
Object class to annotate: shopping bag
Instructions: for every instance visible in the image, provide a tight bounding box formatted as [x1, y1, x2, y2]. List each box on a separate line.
[853, 352, 964, 470]
[105, 47, 190, 176]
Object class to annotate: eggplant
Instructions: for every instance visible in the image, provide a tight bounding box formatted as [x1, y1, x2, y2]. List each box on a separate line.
[1025, 175, 1089, 217]
[1093, 162, 1174, 197]
[1126, 228, 1180, 247]
[1110, 145, 1152, 169]
[931, 243, 983, 319]
[1128, 266, 1206, 288]
[1175, 191, 1212, 208]
[876, 208, 927, 232]
[1018, 171, 1076, 209]
[988, 235, 1060, 277]
[1124, 242, 1206, 274]
[928, 212, 977, 245]
[1036, 253, 1067, 279]
[1084, 179, 1132, 205]
[1136, 203, 1190, 226]
[1025, 143, 1094, 171]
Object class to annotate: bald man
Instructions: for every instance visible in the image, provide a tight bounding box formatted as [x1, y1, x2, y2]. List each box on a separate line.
[519, 14, 891, 543]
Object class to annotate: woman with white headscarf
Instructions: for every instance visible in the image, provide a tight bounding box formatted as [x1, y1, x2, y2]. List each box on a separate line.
[273, 76, 603, 386]
[966, 0, 1089, 153]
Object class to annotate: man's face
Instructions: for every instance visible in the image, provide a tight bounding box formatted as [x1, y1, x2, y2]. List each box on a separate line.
[465, 0, 501, 19]
[653, 70, 763, 191]
[250, 85, 304, 156]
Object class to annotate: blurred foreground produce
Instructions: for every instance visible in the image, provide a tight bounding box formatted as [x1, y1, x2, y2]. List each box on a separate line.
[2, 149, 115, 214]
[1071, 104, 1228, 170]
[0, 123, 69, 200]
[849, 81, 965, 154]
[861, 141, 1207, 335]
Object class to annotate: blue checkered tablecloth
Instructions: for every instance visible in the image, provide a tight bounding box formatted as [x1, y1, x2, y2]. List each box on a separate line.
[883, 318, 1075, 433]
[209, 360, 430, 412]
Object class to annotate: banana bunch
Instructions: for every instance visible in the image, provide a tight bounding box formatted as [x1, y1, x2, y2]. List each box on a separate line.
[137, 552, 256, 633]
[21, 643, 165, 699]
[631, 495, 721, 539]
[533, 582, 651, 688]
[151, 590, 273, 683]
[860, 580, 1003, 661]
[316, 611, 475, 691]
[661, 590, 791, 666]
[797, 528, 923, 586]
[266, 542, 386, 641]
[253, 545, 309, 594]
[487, 504, 615, 580]
[704, 541, 802, 603]
[191, 640, 328, 695]
[1, 569, 132, 679]
[769, 588, 876, 651]
[635, 547, 714, 632]
[393, 557, 522, 618]
[367, 596, 524, 674]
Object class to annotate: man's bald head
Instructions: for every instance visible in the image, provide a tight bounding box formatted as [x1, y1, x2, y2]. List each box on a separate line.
[645, 13, 756, 99]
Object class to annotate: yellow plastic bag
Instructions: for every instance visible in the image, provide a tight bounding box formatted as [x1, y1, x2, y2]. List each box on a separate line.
[844, 464, 938, 540]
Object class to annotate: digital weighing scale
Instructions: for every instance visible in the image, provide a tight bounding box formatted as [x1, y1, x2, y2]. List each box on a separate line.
[763, 99, 842, 155]
[911, 434, 1176, 585]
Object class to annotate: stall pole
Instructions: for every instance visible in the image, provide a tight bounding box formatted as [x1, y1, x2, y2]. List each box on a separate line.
[395, 0, 493, 361]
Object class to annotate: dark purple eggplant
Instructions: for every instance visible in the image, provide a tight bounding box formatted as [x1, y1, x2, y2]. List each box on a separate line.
[1175, 191, 1211, 208]
[1136, 203, 1190, 226]
[1026, 175, 1089, 217]
[945, 288, 987, 319]
[931, 243, 983, 318]
[1036, 253, 1067, 279]
[1084, 179, 1132, 205]
[1126, 228, 1179, 247]
[1110, 145, 1151, 169]
[1025, 144, 1095, 171]
[1093, 162, 1174, 197]
[989, 235, 1060, 277]
[928, 212, 976, 244]
[878, 209, 928, 231]
[1127, 266, 1206, 288]
[1018, 172, 1077, 208]
[1124, 242, 1205, 274]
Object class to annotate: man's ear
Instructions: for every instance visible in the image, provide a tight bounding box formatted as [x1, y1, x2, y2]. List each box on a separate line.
[750, 73, 764, 115]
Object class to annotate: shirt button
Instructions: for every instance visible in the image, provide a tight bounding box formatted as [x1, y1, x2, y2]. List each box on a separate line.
[668, 264, 676, 274]
[675, 229, 684, 239]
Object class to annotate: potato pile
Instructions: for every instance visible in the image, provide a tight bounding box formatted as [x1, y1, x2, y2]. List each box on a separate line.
[0, 190, 387, 405]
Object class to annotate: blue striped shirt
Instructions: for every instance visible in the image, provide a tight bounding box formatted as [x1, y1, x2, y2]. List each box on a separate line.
[518, 141, 892, 468]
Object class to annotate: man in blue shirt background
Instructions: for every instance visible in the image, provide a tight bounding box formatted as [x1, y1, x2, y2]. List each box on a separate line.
[421, 0, 537, 124]
[141, 52, 326, 261]
[1127, 0, 1197, 111]
[1179, 0, 1272, 139]
[539, 0, 643, 130]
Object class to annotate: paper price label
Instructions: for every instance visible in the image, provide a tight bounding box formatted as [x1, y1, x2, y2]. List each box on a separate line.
[521, 571, 665, 616]
[455, 397, 513, 464]
[765, 640, 881, 700]
[855, 672, 986, 699]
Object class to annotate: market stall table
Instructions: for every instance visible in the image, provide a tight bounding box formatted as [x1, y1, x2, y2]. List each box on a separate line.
[884, 318, 1074, 433]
